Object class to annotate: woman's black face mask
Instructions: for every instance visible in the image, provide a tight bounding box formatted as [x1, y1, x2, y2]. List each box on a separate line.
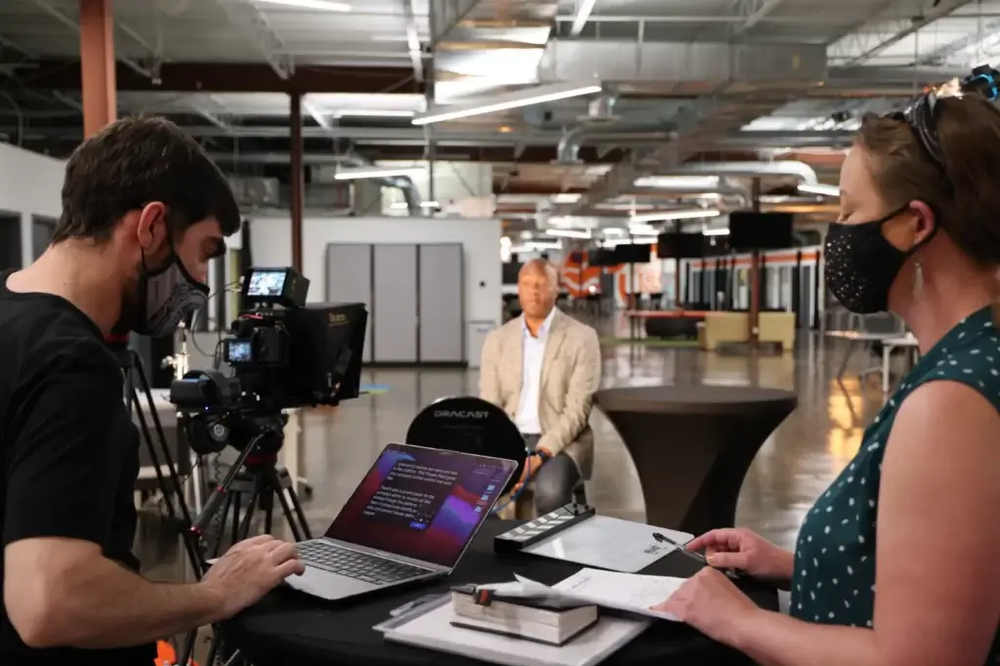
[824, 205, 937, 314]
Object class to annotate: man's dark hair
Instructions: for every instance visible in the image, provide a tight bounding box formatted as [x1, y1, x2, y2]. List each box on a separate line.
[53, 115, 240, 243]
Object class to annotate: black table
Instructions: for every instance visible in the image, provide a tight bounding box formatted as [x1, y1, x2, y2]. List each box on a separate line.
[595, 386, 797, 536]
[224, 520, 777, 665]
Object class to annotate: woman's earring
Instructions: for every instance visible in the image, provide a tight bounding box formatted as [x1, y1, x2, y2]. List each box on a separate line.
[913, 258, 924, 299]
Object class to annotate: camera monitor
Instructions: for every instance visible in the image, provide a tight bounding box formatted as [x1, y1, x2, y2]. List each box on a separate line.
[406, 396, 526, 495]
[242, 267, 310, 309]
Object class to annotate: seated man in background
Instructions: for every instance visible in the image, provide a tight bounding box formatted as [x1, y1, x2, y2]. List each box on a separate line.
[480, 259, 601, 514]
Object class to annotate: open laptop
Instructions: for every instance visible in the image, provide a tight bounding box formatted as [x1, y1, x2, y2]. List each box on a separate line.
[286, 442, 518, 602]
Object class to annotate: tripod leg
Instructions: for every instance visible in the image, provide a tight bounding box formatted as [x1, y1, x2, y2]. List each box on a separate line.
[270, 469, 312, 541]
[279, 468, 313, 540]
[211, 490, 235, 560]
[237, 476, 263, 541]
[229, 492, 242, 551]
[260, 475, 275, 536]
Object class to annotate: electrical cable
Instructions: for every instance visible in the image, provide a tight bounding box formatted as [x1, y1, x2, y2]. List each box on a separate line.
[491, 452, 541, 515]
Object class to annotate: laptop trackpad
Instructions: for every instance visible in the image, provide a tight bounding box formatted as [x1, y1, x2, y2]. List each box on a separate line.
[284, 566, 377, 600]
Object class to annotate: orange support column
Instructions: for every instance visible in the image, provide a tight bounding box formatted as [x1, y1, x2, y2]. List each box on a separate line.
[79, 0, 117, 137]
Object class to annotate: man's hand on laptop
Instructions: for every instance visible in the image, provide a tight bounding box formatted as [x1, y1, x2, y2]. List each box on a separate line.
[201, 534, 306, 621]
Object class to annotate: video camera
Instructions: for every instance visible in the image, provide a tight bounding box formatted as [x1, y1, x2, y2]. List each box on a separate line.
[169, 266, 367, 453]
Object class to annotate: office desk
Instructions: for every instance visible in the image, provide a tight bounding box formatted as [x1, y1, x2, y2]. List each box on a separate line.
[223, 520, 778, 666]
[595, 386, 798, 535]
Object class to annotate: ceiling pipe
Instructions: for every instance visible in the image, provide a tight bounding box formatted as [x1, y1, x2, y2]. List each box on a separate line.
[663, 160, 819, 185]
[556, 123, 672, 163]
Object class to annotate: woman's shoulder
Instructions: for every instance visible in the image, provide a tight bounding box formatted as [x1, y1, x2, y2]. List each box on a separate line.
[909, 320, 1000, 413]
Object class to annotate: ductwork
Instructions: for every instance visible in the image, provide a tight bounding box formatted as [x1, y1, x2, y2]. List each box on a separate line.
[538, 40, 827, 92]
[341, 155, 424, 216]
[557, 123, 672, 164]
[663, 161, 819, 185]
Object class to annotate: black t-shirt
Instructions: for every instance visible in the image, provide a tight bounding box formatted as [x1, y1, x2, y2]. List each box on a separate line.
[0, 270, 155, 665]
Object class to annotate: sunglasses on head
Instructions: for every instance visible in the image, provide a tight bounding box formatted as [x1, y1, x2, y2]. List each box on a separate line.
[882, 63, 1000, 171]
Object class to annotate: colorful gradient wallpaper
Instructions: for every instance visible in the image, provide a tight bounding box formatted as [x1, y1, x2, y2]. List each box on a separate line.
[325, 444, 515, 567]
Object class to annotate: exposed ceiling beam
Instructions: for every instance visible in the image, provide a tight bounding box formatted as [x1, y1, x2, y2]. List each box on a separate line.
[0, 34, 35, 58]
[831, 0, 977, 68]
[17, 60, 423, 94]
[733, 0, 787, 35]
[915, 18, 1000, 66]
[401, 0, 425, 83]
[215, 0, 294, 80]
[27, 0, 153, 78]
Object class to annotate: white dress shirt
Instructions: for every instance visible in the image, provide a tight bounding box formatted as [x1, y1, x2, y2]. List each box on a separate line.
[514, 308, 555, 435]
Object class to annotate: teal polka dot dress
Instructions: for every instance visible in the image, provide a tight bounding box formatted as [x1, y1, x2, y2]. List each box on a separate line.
[791, 306, 1000, 662]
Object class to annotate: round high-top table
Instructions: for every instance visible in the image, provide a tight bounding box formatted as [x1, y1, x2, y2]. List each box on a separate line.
[595, 386, 798, 536]
[223, 519, 778, 666]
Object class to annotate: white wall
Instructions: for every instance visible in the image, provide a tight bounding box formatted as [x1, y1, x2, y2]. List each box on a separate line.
[0, 143, 65, 266]
[247, 215, 503, 364]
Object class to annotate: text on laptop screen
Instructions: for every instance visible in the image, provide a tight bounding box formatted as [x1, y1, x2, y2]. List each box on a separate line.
[325, 443, 516, 567]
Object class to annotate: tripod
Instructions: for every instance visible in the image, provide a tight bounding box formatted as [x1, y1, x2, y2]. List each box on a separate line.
[116, 345, 206, 581]
[178, 416, 313, 666]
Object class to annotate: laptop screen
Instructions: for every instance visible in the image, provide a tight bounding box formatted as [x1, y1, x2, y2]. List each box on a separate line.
[325, 443, 518, 568]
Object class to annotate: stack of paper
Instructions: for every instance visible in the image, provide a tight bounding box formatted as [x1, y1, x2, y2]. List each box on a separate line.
[480, 568, 685, 621]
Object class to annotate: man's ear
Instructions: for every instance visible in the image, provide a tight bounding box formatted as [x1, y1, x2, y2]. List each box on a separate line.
[135, 202, 169, 253]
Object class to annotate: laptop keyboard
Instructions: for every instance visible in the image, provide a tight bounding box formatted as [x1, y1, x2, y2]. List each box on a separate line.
[297, 541, 432, 585]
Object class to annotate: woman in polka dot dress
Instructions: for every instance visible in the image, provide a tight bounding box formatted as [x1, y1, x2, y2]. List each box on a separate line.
[651, 86, 1000, 664]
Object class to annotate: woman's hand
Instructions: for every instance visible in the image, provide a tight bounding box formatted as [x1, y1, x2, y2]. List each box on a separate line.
[686, 527, 794, 584]
[650, 568, 761, 647]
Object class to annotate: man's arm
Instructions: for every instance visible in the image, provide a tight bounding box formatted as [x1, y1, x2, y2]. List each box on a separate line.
[479, 330, 502, 406]
[3, 349, 233, 649]
[5, 538, 221, 648]
[537, 326, 601, 456]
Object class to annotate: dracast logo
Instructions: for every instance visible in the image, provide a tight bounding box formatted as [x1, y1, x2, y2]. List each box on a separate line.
[327, 313, 348, 325]
[434, 410, 490, 419]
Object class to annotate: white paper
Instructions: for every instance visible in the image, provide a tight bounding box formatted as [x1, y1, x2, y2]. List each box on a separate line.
[382, 600, 650, 666]
[477, 569, 684, 622]
[476, 574, 556, 598]
[522, 516, 693, 573]
[551, 569, 684, 621]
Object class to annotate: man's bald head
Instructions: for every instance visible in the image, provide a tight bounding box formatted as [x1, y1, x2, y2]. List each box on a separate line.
[517, 258, 559, 322]
[518, 259, 559, 292]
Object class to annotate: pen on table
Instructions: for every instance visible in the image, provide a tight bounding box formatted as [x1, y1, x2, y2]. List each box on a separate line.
[652, 532, 740, 579]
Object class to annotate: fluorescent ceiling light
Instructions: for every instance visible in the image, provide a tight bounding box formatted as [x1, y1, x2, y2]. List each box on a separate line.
[512, 241, 561, 252]
[390, 202, 408, 210]
[604, 238, 654, 247]
[333, 109, 416, 118]
[630, 209, 722, 224]
[420, 201, 440, 208]
[703, 228, 730, 236]
[334, 166, 421, 180]
[627, 224, 660, 236]
[546, 229, 591, 239]
[798, 183, 840, 197]
[550, 193, 582, 204]
[633, 175, 720, 190]
[412, 82, 602, 126]
[257, 0, 351, 10]
[569, 0, 598, 35]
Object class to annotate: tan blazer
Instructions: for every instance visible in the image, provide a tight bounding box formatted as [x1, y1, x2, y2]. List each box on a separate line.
[479, 308, 601, 479]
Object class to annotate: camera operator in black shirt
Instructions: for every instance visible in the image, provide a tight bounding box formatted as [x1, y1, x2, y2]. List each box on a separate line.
[0, 116, 305, 666]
